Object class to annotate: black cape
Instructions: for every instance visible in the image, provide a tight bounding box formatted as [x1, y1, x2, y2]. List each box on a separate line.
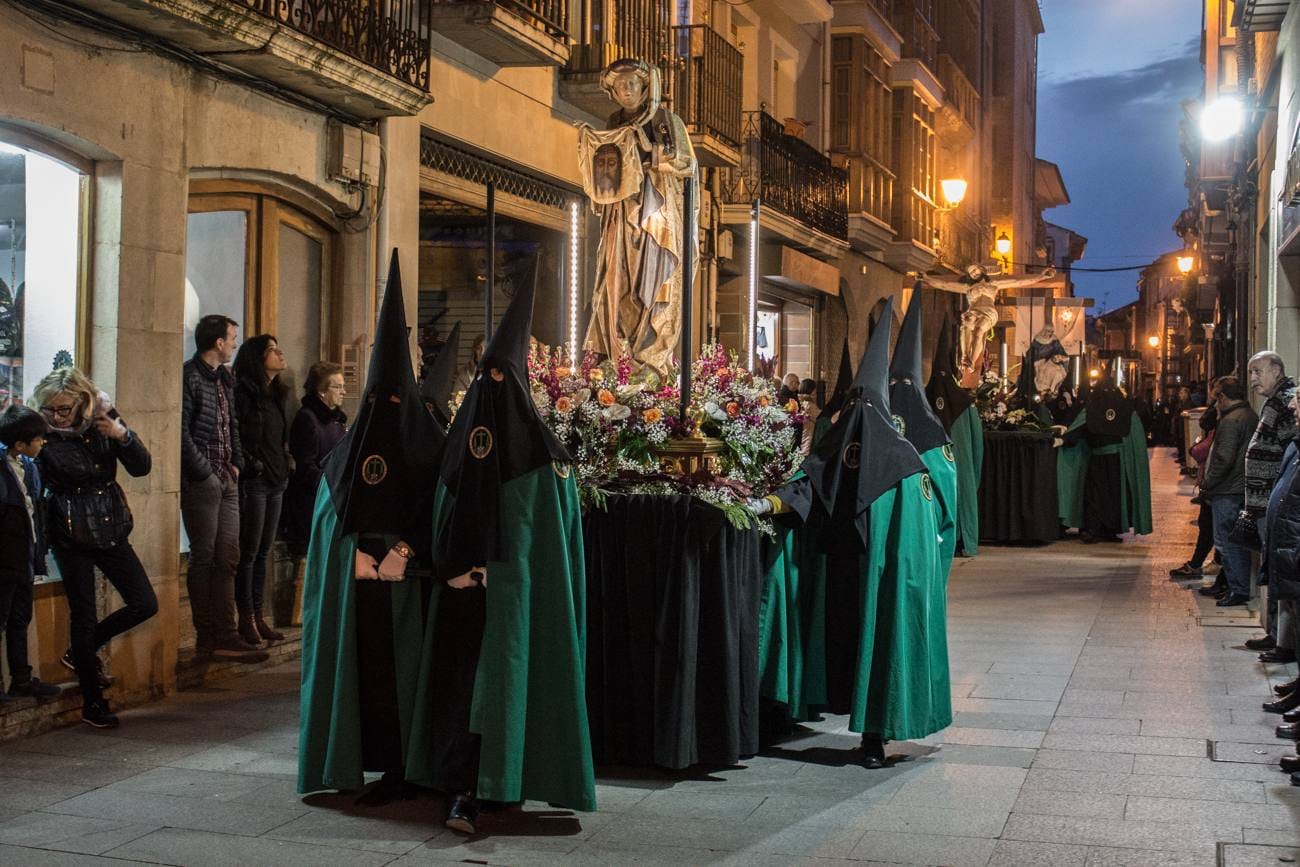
[820, 339, 854, 417]
[1084, 384, 1133, 438]
[792, 296, 927, 549]
[890, 290, 949, 455]
[437, 259, 570, 577]
[925, 314, 972, 431]
[420, 320, 461, 429]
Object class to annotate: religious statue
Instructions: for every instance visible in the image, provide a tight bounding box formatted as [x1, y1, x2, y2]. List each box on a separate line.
[919, 263, 1057, 372]
[577, 58, 698, 377]
[1029, 324, 1070, 396]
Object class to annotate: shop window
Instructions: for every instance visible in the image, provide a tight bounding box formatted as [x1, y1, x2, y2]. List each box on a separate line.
[0, 138, 89, 409]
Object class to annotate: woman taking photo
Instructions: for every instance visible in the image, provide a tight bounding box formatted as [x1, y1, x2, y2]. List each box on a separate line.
[232, 334, 291, 645]
[34, 367, 157, 729]
[284, 361, 347, 550]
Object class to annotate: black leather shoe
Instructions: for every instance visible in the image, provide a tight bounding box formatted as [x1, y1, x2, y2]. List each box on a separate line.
[445, 793, 480, 835]
[1262, 649, 1299, 664]
[1292, 771, 1300, 787]
[862, 733, 887, 769]
[1278, 723, 1300, 740]
[1277, 679, 1300, 696]
[1198, 585, 1225, 597]
[1217, 593, 1249, 607]
[1248, 636, 1278, 652]
[1281, 755, 1300, 773]
[1265, 691, 1300, 714]
[1284, 708, 1300, 724]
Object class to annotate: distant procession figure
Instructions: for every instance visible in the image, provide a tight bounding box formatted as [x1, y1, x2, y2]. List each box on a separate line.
[919, 264, 1056, 373]
[578, 58, 698, 377]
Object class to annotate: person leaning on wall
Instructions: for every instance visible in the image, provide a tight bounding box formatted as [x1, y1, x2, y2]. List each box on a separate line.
[32, 367, 158, 729]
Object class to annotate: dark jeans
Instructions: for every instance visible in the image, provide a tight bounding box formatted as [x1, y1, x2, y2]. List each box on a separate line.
[1209, 495, 1251, 598]
[0, 578, 34, 685]
[1190, 501, 1216, 568]
[236, 477, 286, 613]
[53, 541, 158, 705]
[181, 473, 240, 645]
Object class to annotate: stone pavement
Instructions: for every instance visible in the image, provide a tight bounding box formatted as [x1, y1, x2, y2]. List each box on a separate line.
[0, 448, 1297, 866]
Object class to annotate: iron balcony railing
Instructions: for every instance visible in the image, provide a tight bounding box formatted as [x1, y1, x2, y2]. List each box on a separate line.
[565, 0, 670, 75]
[670, 25, 743, 150]
[431, 0, 568, 38]
[236, 0, 432, 90]
[727, 110, 849, 241]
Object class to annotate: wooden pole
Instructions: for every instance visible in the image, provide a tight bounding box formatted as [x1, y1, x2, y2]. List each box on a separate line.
[485, 180, 496, 340]
[679, 176, 695, 425]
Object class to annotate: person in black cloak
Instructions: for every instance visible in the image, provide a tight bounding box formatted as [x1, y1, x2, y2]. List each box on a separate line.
[421, 320, 462, 429]
[811, 338, 854, 446]
[297, 250, 444, 806]
[1058, 374, 1134, 543]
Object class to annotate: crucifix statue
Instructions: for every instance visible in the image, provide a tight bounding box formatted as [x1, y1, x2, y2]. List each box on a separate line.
[918, 263, 1057, 373]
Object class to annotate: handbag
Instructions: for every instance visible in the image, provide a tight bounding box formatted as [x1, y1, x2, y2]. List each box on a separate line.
[1229, 510, 1262, 551]
[48, 482, 134, 551]
[1189, 430, 1214, 465]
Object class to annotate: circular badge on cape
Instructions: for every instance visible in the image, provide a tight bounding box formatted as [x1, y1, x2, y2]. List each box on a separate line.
[1105, 408, 1117, 422]
[942, 443, 955, 463]
[936, 396, 946, 411]
[360, 455, 388, 486]
[921, 473, 934, 501]
[553, 461, 571, 479]
[892, 414, 907, 436]
[468, 426, 494, 460]
[842, 442, 862, 469]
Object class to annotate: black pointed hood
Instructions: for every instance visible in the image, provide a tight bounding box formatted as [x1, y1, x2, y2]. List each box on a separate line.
[798, 296, 926, 547]
[1084, 380, 1133, 437]
[820, 338, 854, 416]
[890, 291, 949, 454]
[925, 314, 973, 430]
[323, 249, 443, 536]
[437, 256, 570, 575]
[421, 320, 461, 428]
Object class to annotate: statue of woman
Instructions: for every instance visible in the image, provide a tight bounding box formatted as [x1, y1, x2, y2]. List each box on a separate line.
[920, 264, 1056, 372]
[577, 59, 698, 377]
[1030, 323, 1069, 395]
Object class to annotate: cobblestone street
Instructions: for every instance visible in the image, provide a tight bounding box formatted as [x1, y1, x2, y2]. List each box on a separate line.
[0, 449, 1295, 866]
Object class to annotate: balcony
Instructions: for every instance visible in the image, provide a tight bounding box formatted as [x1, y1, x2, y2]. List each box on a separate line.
[429, 0, 569, 66]
[64, 0, 432, 117]
[722, 111, 850, 258]
[838, 153, 896, 254]
[560, 0, 671, 117]
[669, 26, 743, 168]
[936, 55, 980, 143]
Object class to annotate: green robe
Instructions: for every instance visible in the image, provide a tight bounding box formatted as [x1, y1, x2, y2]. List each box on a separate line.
[405, 464, 596, 811]
[949, 405, 984, 555]
[1057, 410, 1153, 535]
[298, 480, 426, 794]
[759, 474, 949, 740]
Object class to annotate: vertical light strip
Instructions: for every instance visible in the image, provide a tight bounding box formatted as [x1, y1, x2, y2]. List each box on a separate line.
[569, 200, 580, 361]
[748, 201, 759, 371]
[999, 341, 1008, 379]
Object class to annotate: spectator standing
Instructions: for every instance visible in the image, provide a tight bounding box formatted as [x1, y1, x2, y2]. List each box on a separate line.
[1261, 388, 1300, 732]
[284, 362, 347, 550]
[233, 335, 291, 645]
[778, 373, 800, 404]
[1242, 352, 1300, 662]
[181, 315, 266, 662]
[1196, 378, 1257, 607]
[0, 406, 59, 703]
[1174, 380, 1223, 582]
[34, 368, 158, 728]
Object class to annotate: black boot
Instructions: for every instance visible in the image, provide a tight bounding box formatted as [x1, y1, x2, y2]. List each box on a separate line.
[355, 771, 416, 806]
[861, 733, 887, 769]
[1265, 690, 1300, 714]
[1275, 679, 1298, 696]
[445, 792, 481, 835]
[1281, 755, 1300, 773]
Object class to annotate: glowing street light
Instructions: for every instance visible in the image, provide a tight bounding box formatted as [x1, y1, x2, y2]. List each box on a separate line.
[940, 178, 968, 208]
[995, 232, 1012, 257]
[1176, 254, 1195, 275]
[1148, 335, 1161, 348]
[1201, 96, 1244, 142]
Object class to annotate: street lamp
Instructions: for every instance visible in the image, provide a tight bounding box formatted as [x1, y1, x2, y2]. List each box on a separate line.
[1176, 254, 1195, 275]
[1147, 335, 1160, 348]
[939, 178, 968, 210]
[995, 232, 1011, 257]
[1201, 96, 1244, 142]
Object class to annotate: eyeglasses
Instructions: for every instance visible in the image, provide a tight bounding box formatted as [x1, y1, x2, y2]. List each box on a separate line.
[326, 384, 346, 392]
[40, 404, 78, 419]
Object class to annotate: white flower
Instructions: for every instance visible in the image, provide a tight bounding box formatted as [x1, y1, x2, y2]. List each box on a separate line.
[602, 403, 631, 421]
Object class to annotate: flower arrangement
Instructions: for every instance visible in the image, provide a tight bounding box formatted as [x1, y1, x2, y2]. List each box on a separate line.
[975, 372, 1049, 432]
[508, 342, 806, 522]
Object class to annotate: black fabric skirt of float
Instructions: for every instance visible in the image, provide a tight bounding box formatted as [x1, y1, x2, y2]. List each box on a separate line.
[978, 431, 1061, 544]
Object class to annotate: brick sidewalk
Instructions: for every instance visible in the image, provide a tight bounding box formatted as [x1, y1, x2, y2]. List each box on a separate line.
[0, 448, 1294, 866]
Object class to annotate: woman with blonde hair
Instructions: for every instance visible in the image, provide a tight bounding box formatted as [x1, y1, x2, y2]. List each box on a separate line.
[33, 366, 156, 729]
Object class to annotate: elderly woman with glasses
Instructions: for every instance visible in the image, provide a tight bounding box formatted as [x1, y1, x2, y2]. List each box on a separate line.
[32, 366, 157, 730]
[284, 361, 347, 552]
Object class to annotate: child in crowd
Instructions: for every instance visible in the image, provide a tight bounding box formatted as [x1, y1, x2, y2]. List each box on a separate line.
[0, 406, 60, 701]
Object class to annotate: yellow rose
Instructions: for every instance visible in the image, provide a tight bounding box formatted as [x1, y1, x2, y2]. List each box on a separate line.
[597, 389, 616, 407]
[759, 395, 770, 407]
[555, 366, 572, 379]
[589, 368, 604, 382]
[643, 407, 663, 424]
[785, 399, 799, 413]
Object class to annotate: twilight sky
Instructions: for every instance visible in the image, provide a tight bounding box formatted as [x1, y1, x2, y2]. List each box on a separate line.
[1035, 0, 1204, 311]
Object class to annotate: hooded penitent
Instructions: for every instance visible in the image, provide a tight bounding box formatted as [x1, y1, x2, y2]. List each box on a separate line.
[299, 250, 443, 795]
[926, 313, 982, 556]
[1057, 381, 1152, 535]
[889, 291, 950, 456]
[1084, 381, 1134, 438]
[406, 259, 596, 811]
[821, 339, 854, 417]
[420, 320, 462, 429]
[799, 297, 927, 549]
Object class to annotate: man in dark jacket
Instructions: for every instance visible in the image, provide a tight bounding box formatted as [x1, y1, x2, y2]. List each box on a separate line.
[180, 314, 264, 661]
[0, 406, 59, 700]
[1199, 378, 1258, 607]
